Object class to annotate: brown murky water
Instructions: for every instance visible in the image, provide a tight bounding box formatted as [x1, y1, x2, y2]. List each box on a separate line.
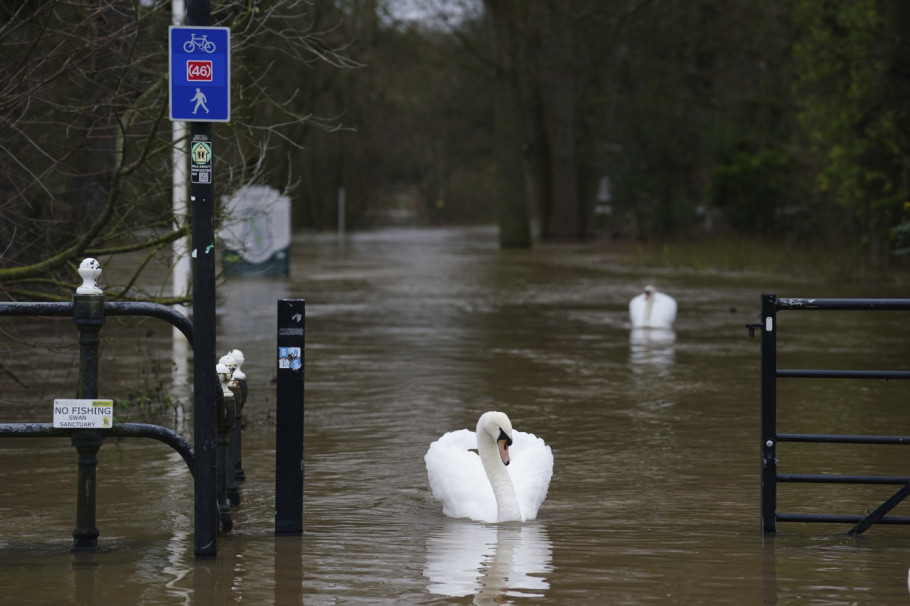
[3, 226, 910, 604]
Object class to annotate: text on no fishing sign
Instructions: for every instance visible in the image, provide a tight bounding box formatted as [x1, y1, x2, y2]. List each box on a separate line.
[53, 399, 114, 429]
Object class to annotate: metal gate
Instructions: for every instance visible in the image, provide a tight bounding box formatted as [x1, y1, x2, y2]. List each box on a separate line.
[753, 294, 910, 534]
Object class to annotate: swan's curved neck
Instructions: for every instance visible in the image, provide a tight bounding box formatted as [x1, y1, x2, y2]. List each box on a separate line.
[478, 428, 522, 522]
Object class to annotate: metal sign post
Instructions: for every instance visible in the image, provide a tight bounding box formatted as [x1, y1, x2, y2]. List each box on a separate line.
[189, 118, 218, 559]
[171, 0, 225, 559]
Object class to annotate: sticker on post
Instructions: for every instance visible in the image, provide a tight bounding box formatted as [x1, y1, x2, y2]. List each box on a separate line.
[278, 347, 302, 370]
[191, 137, 212, 184]
[53, 399, 114, 429]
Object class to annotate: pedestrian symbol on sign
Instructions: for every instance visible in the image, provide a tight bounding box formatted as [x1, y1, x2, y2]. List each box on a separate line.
[191, 88, 210, 115]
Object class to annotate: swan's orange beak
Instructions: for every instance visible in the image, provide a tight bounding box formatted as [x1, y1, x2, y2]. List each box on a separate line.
[496, 428, 513, 465]
[498, 438, 510, 466]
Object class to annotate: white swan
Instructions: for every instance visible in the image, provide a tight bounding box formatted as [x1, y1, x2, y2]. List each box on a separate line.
[629, 284, 677, 329]
[425, 411, 553, 523]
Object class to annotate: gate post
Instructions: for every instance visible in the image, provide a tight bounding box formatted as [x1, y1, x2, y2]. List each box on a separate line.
[228, 349, 247, 494]
[221, 351, 242, 507]
[71, 259, 105, 552]
[215, 358, 235, 532]
[760, 294, 778, 533]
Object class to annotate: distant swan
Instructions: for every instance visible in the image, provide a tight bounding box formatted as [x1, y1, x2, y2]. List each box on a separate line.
[629, 284, 677, 329]
[425, 411, 553, 523]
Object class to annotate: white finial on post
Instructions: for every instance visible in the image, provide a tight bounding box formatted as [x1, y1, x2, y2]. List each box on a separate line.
[229, 349, 245, 380]
[216, 361, 233, 397]
[220, 353, 236, 372]
[219, 352, 240, 390]
[76, 258, 103, 295]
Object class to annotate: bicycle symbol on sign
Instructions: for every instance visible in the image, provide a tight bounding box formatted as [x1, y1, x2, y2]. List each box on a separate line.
[183, 34, 216, 53]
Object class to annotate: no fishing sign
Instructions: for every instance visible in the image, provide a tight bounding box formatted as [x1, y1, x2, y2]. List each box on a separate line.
[53, 399, 114, 429]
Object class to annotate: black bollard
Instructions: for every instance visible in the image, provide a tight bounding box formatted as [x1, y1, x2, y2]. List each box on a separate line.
[275, 299, 304, 535]
[71, 289, 105, 552]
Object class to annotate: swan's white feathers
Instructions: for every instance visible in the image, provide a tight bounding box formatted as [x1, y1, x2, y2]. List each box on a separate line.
[425, 429, 496, 522]
[629, 286, 677, 329]
[508, 430, 553, 520]
[425, 418, 553, 523]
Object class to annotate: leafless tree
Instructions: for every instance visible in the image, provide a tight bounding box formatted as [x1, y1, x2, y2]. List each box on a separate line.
[0, 0, 357, 301]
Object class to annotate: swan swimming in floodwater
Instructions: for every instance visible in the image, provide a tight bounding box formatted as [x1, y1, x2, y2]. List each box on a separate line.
[629, 284, 677, 329]
[425, 411, 553, 523]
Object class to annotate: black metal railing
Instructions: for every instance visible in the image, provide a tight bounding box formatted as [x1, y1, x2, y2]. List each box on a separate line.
[753, 294, 910, 535]
[0, 285, 246, 551]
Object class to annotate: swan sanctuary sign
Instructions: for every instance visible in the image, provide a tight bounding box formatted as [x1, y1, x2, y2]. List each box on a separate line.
[53, 399, 114, 429]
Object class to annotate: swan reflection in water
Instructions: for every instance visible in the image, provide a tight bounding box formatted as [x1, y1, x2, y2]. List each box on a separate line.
[629, 327, 676, 370]
[424, 522, 552, 604]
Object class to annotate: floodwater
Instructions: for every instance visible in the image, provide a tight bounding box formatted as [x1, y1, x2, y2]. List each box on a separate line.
[3, 225, 910, 604]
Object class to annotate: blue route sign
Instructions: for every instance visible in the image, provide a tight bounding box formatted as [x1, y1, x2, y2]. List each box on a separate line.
[169, 26, 230, 122]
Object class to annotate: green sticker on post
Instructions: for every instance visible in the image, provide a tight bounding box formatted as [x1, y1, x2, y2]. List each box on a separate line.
[192, 141, 211, 165]
[190, 137, 213, 184]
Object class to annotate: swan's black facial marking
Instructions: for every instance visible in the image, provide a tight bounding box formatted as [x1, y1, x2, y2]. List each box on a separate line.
[497, 428, 512, 466]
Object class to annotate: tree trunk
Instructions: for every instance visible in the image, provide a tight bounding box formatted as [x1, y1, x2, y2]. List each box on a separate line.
[539, 47, 581, 240]
[524, 2, 584, 241]
[485, 0, 532, 248]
